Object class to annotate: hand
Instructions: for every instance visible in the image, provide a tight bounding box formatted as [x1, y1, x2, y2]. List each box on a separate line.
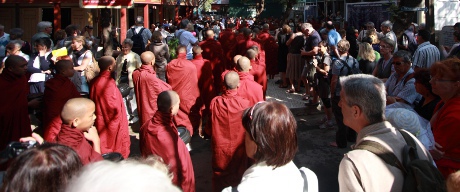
[386, 96, 396, 104]
[51, 56, 57, 63]
[38, 49, 47, 56]
[84, 126, 100, 143]
[19, 133, 44, 144]
[429, 142, 445, 160]
[42, 70, 51, 74]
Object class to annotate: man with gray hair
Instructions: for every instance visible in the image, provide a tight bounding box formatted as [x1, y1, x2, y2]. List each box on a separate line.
[31, 21, 54, 51]
[0, 24, 10, 59]
[357, 21, 375, 42]
[338, 74, 434, 191]
[300, 23, 321, 106]
[380, 20, 398, 53]
[127, 16, 152, 55]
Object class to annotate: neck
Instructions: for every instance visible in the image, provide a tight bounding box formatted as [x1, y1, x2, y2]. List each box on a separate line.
[423, 94, 437, 104]
[383, 53, 392, 60]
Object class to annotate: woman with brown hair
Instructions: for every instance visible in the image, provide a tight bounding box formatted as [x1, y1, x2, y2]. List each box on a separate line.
[276, 24, 291, 88]
[70, 35, 93, 93]
[223, 101, 318, 192]
[148, 31, 170, 82]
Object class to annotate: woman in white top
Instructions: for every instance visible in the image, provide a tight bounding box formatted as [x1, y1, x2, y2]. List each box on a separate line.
[2, 40, 30, 63]
[223, 101, 318, 192]
[70, 36, 93, 93]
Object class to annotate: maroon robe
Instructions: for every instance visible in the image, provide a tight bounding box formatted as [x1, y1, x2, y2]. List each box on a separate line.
[56, 124, 103, 165]
[140, 111, 195, 192]
[257, 30, 279, 76]
[210, 89, 250, 192]
[166, 53, 200, 136]
[90, 70, 130, 158]
[199, 38, 224, 95]
[0, 70, 31, 151]
[249, 59, 267, 98]
[132, 65, 172, 126]
[191, 55, 215, 134]
[42, 74, 80, 142]
[219, 29, 237, 70]
[237, 72, 264, 106]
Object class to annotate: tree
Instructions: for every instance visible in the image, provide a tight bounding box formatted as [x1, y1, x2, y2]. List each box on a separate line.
[100, 9, 113, 57]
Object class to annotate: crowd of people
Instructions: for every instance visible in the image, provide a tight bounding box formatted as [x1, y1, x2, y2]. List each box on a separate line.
[0, 13, 460, 192]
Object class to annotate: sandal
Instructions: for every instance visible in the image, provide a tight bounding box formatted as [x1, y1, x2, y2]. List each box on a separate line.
[302, 94, 310, 100]
[286, 89, 295, 93]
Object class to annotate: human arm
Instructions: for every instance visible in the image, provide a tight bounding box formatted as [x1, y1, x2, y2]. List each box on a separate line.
[338, 156, 365, 192]
[73, 51, 92, 71]
[330, 74, 338, 96]
[301, 46, 319, 56]
[286, 32, 301, 46]
[84, 126, 101, 154]
[19, 132, 44, 145]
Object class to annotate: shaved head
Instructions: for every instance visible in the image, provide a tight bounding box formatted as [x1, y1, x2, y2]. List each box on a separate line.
[242, 28, 252, 37]
[140, 51, 155, 65]
[157, 90, 180, 113]
[5, 55, 25, 69]
[55, 60, 74, 74]
[246, 49, 257, 60]
[98, 56, 115, 71]
[237, 56, 251, 72]
[233, 55, 242, 65]
[61, 98, 94, 123]
[224, 71, 239, 89]
[205, 29, 215, 39]
[192, 46, 202, 55]
[177, 45, 187, 54]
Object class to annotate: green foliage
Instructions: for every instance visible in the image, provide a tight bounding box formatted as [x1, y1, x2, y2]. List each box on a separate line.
[168, 38, 180, 59]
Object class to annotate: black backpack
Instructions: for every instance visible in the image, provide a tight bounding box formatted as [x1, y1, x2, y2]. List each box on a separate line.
[130, 28, 146, 55]
[355, 130, 446, 192]
[339, 55, 361, 76]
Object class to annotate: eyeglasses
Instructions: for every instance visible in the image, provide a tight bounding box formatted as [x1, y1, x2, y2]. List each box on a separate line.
[379, 45, 390, 49]
[392, 61, 405, 65]
[430, 76, 458, 83]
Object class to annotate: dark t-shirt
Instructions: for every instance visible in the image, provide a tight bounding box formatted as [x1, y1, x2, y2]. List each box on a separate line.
[358, 59, 376, 75]
[288, 36, 305, 54]
[414, 97, 441, 120]
[304, 30, 321, 59]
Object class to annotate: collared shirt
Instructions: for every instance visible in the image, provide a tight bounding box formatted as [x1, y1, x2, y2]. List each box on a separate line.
[327, 29, 341, 47]
[126, 26, 152, 46]
[175, 29, 198, 60]
[412, 41, 440, 69]
[385, 68, 420, 106]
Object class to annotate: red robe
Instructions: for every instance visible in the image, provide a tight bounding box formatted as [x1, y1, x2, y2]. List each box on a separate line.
[132, 65, 172, 126]
[237, 72, 264, 106]
[140, 111, 195, 192]
[249, 59, 267, 98]
[257, 30, 279, 76]
[210, 89, 250, 192]
[218, 29, 237, 70]
[0, 70, 31, 151]
[42, 74, 81, 142]
[56, 124, 103, 165]
[166, 53, 201, 136]
[199, 38, 224, 95]
[90, 70, 130, 158]
[191, 55, 215, 134]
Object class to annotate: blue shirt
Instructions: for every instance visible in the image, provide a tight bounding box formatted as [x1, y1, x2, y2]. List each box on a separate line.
[331, 55, 358, 96]
[327, 29, 342, 47]
[175, 29, 198, 60]
[385, 68, 421, 106]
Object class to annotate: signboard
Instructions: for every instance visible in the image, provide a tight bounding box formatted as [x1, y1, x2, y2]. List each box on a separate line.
[80, 0, 134, 8]
[439, 26, 456, 47]
[434, 0, 459, 31]
[346, 1, 395, 31]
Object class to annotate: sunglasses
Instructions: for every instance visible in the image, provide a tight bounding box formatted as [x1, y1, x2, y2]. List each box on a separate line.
[392, 61, 405, 65]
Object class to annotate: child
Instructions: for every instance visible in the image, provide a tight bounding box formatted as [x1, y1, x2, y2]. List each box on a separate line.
[315, 41, 335, 129]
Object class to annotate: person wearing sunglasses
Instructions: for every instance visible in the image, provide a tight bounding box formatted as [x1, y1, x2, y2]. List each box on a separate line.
[385, 50, 420, 106]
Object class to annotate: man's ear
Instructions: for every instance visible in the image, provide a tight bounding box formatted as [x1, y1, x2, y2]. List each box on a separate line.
[352, 105, 361, 118]
[71, 118, 80, 128]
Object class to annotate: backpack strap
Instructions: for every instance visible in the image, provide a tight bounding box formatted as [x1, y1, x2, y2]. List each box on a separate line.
[403, 73, 415, 86]
[338, 55, 351, 74]
[138, 28, 145, 35]
[354, 140, 407, 173]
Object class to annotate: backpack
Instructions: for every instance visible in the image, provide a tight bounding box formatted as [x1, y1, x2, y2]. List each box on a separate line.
[355, 130, 446, 192]
[130, 28, 146, 55]
[339, 55, 361, 76]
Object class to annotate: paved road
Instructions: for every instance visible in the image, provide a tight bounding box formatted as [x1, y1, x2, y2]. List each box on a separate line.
[129, 77, 353, 192]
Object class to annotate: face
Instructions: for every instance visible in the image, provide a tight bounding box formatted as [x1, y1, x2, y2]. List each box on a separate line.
[63, 65, 75, 78]
[430, 74, 460, 99]
[35, 44, 47, 52]
[381, 25, 390, 33]
[8, 60, 28, 76]
[416, 35, 423, 45]
[71, 40, 83, 50]
[320, 44, 327, 53]
[75, 103, 96, 132]
[392, 57, 410, 76]
[303, 27, 311, 36]
[244, 131, 257, 159]
[379, 42, 391, 55]
[122, 44, 132, 55]
[414, 80, 428, 95]
[6, 46, 20, 56]
[45, 26, 53, 34]
[171, 100, 180, 116]
[338, 89, 353, 128]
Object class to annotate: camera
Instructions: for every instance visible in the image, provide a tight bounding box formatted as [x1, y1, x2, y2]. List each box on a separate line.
[1, 141, 38, 164]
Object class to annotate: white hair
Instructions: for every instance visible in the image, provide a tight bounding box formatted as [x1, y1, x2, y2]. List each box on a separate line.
[37, 21, 52, 32]
[66, 157, 181, 192]
[381, 20, 393, 30]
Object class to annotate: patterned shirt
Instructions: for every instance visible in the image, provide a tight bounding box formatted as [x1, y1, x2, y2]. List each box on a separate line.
[412, 42, 440, 69]
[385, 68, 420, 106]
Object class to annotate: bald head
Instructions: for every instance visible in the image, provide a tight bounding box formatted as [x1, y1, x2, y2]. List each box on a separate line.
[157, 90, 180, 113]
[246, 49, 257, 60]
[141, 51, 155, 65]
[192, 46, 203, 55]
[233, 55, 242, 65]
[5, 55, 26, 69]
[236, 56, 251, 72]
[242, 28, 252, 38]
[263, 23, 269, 30]
[98, 56, 115, 71]
[224, 71, 239, 90]
[177, 45, 187, 54]
[61, 98, 94, 124]
[55, 60, 74, 75]
[205, 29, 215, 39]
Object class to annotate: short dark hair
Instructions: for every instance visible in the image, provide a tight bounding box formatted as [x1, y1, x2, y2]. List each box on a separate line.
[414, 68, 437, 97]
[1, 143, 83, 192]
[152, 31, 163, 42]
[35, 37, 52, 49]
[242, 101, 298, 168]
[180, 19, 190, 29]
[65, 25, 79, 36]
[4, 55, 26, 69]
[417, 30, 431, 42]
[393, 50, 412, 63]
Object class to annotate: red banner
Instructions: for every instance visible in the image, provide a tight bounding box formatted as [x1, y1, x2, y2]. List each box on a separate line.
[80, 0, 134, 8]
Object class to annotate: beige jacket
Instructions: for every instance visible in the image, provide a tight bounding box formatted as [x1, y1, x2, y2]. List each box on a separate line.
[338, 121, 434, 192]
[115, 51, 141, 87]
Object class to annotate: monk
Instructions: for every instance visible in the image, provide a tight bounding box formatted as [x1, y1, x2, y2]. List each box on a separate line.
[219, 23, 237, 70]
[210, 71, 250, 192]
[191, 46, 215, 136]
[199, 29, 224, 95]
[235, 28, 262, 57]
[236, 56, 264, 106]
[56, 98, 103, 165]
[166, 45, 200, 136]
[247, 48, 267, 98]
[257, 23, 278, 79]
[42, 59, 80, 142]
[132, 51, 172, 126]
[140, 90, 195, 192]
[90, 56, 130, 158]
[0, 55, 33, 152]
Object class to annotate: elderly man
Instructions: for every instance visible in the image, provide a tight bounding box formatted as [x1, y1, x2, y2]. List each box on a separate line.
[412, 30, 440, 72]
[380, 20, 398, 53]
[175, 19, 198, 60]
[300, 23, 321, 106]
[357, 21, 375, 42]
[385, 50, 420, 107]
[127, 16, 152, 55]
[338, 74, 434, 191]
[31, 21, 54, 52]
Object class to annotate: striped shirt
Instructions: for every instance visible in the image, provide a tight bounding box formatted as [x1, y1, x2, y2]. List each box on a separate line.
[412, 42, 440, 69]
[385, 68, 421, 106]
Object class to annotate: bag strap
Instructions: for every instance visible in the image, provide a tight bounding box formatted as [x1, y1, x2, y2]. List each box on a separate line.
[399, 130, 419, 160]
[138, 28, 144, 35]
[300, 169, 309, 192]
[403, 73, 415, 86]
[354, 140, 406, 173]
[339, 56, 351, 74]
